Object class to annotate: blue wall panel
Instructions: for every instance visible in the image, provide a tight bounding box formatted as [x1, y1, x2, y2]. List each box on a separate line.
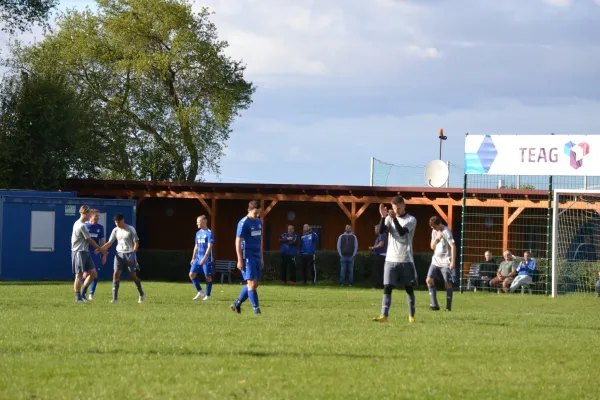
[0, 190, 77, 198]
[0, 197, 135, 281]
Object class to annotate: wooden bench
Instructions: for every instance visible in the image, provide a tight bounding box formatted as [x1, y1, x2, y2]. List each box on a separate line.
[215, 260, 235, 284]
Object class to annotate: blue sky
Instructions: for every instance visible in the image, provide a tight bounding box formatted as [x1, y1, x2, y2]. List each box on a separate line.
[3, 0, 600, 186]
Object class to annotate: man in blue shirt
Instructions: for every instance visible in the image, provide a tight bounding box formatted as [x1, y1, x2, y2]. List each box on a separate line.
[369, 224, 387, 289]
[82, 210, 106, 300]
[189, 215, 214, 301]
[230, 200, 263, 315]
[279, 225, 298, 285]
[299, 224, 319, 285]
[509, 251, 536, 293]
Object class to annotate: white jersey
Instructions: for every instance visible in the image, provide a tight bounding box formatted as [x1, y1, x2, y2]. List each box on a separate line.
[109, 225, 139, 253]
[384, 214, 417, 263]
[71, 219, 91, 252]
[431, 226, 455, 267]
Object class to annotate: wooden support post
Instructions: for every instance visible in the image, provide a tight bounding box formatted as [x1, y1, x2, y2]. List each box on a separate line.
[503, 206, 509, 251]
[351, 202, 357, 233]
[335, 199, 352, 220]
[355, 203, 370, 219]
[197, 197, 212, 216]
[211, 198, 217, 258]
[432, 203, 449, 225]
[507, 207, 525, 226]
[447, 205, 454, 230]
[262, 200, 278, 218]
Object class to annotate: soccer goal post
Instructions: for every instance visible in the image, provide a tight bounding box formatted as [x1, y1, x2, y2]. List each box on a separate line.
[551, 189, 600, 298]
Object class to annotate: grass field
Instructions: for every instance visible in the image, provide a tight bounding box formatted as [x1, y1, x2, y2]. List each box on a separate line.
[1, 281, 600, 400]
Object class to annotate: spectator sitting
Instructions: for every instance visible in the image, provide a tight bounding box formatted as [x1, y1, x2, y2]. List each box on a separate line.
[509, 251, 536, 293]
[489, 250, 516, 293]
[476, 250, 497, 290]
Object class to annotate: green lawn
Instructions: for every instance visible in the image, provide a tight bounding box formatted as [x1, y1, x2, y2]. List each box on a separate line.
[1, 282, 599, 400]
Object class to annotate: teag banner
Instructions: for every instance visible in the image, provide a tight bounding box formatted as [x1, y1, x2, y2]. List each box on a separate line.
[464, 135, 597, 176]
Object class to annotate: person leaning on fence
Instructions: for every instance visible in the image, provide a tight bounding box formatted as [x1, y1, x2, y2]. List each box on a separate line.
[369, 224, 387, 289]
[488, 250, 516, 293]
[509, 251, 536, 293]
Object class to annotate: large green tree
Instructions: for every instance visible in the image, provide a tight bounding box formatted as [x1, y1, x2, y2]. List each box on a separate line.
[0, 0, 59, 33]
[0, 73, 105, 190]
[12, 0, 254, 182]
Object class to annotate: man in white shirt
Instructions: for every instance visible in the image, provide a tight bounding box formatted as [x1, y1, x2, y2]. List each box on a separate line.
[372, 196, 418, 324]
[426, 216, 457, 312]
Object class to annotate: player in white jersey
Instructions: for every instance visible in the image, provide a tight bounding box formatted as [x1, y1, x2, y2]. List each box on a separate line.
[426, 216, 457, 311]
[372, 196, 418, 324]
[101, 213, 146, 303]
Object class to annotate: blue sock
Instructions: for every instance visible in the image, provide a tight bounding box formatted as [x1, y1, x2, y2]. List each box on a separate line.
[248, 290, 259, 308]
[112, 280, 120, 301]
[90, 278, 98, 295]
[206, 282, 213, 296]
[237, 286, 249, 304]
[191, 277, 202, 293]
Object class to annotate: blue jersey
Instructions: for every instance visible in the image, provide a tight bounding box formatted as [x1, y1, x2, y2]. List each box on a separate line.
[85, 222, 105, 253]
[237, 216, 262, 259]
[517, 259, 536, 276]
[299, 232, 318, 255]
[280, 233, 298, 256]
[373, 233, 387, 256]
[195, 229, 214, 264]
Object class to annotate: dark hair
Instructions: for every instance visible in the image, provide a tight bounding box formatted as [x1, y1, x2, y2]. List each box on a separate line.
[429, 216, 442, 226]
[391, 196, 404, 206]
[248, 200, 261, 210]
[113, 213, 125, 222]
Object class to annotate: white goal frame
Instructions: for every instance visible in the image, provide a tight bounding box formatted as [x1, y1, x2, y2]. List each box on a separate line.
[551, 188, 600, 298]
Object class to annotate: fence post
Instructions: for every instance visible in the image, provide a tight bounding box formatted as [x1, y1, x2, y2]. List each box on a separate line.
[459, 173, 467, 293]
[546, 175, 553, 296]
[370, 157, 374, 186]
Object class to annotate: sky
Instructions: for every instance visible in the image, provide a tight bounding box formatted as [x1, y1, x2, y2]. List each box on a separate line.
[2, 0, 600, 186]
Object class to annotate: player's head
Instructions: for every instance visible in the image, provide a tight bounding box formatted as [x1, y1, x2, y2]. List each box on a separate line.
[345, 224, 352, 233]
[89, 209, 100, 224]
[79, 205, 92, 221]
[429, 216, 444, 231]
[523, 251, 531, 261]
[113, 213, 126, 228]
[247, 200, 261, 219]
[197, 215, 208, 229]
[303, 224, 311, 234]
[287, 225, 294, 234]
[503, 250, 513, 260]
[391, 196, 405, 215]
[484, 250, 493, 261]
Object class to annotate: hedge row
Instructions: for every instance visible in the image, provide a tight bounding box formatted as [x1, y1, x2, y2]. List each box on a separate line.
[136, 250, 435, 286]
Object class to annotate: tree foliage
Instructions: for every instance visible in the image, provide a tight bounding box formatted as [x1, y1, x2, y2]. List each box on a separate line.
[12, 0, 254, 182]
[0, 73, 106, 190]
[0, 0, 59, 33]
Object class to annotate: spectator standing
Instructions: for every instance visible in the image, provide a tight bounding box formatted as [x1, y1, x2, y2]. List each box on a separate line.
[337, 224, 358, 286]
[299, 224, 319, 285]
[369, 224, 387, 289]
[279, 225, 298, 285]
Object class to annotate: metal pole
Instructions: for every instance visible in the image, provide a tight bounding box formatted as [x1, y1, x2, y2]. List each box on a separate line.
[583, 176, 588, 190]
[369, 157, 375, 186]
[459, 172, 467, 293]
[551, 187, 559, 298]
[516, 175, 520, 189]
[546, 175, 553, 296]
[446, 161, 450, 188]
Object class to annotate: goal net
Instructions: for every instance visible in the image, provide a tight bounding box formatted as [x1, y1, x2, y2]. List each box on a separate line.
[552, 189, 600, 297]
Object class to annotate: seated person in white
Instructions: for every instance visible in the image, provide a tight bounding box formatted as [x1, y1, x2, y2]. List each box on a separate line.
[510, 251, 536, 292]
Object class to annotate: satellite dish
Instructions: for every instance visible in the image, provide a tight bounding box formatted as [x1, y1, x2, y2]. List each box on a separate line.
[425, 160, 449, 188]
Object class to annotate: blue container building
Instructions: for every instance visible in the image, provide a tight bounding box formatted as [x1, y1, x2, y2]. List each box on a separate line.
[0, 193, 136, 281]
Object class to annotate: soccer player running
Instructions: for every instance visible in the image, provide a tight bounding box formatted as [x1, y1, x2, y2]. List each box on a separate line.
[426, 216, 457, 311]
[189, 215, 214, 301]
[101, 213, 146, 303]
[82, 209, 106, 300]
[230, 200, 263, 315]
[71, 205, 107, 302]
[373, 196, 418, 323]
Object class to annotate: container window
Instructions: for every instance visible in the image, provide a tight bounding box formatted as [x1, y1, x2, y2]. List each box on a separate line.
[30, 211, 55, 252]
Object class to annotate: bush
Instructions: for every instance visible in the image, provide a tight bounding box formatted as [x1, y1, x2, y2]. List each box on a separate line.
[137, 249, 435, 286]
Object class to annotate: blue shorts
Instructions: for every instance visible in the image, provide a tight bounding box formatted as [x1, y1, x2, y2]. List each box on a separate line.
[190, 260, 214, 277]
[90, 253, 102, 272]
[242, 257, 262, 281]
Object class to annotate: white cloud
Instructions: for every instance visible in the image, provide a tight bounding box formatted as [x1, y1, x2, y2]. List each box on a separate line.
[542, 0, 572, 7]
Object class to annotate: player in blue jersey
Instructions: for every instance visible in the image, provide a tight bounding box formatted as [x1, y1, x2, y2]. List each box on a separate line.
[230, 200, 263, 315]
[81, 210, 106, 300]
[189, 215, 214, 301]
